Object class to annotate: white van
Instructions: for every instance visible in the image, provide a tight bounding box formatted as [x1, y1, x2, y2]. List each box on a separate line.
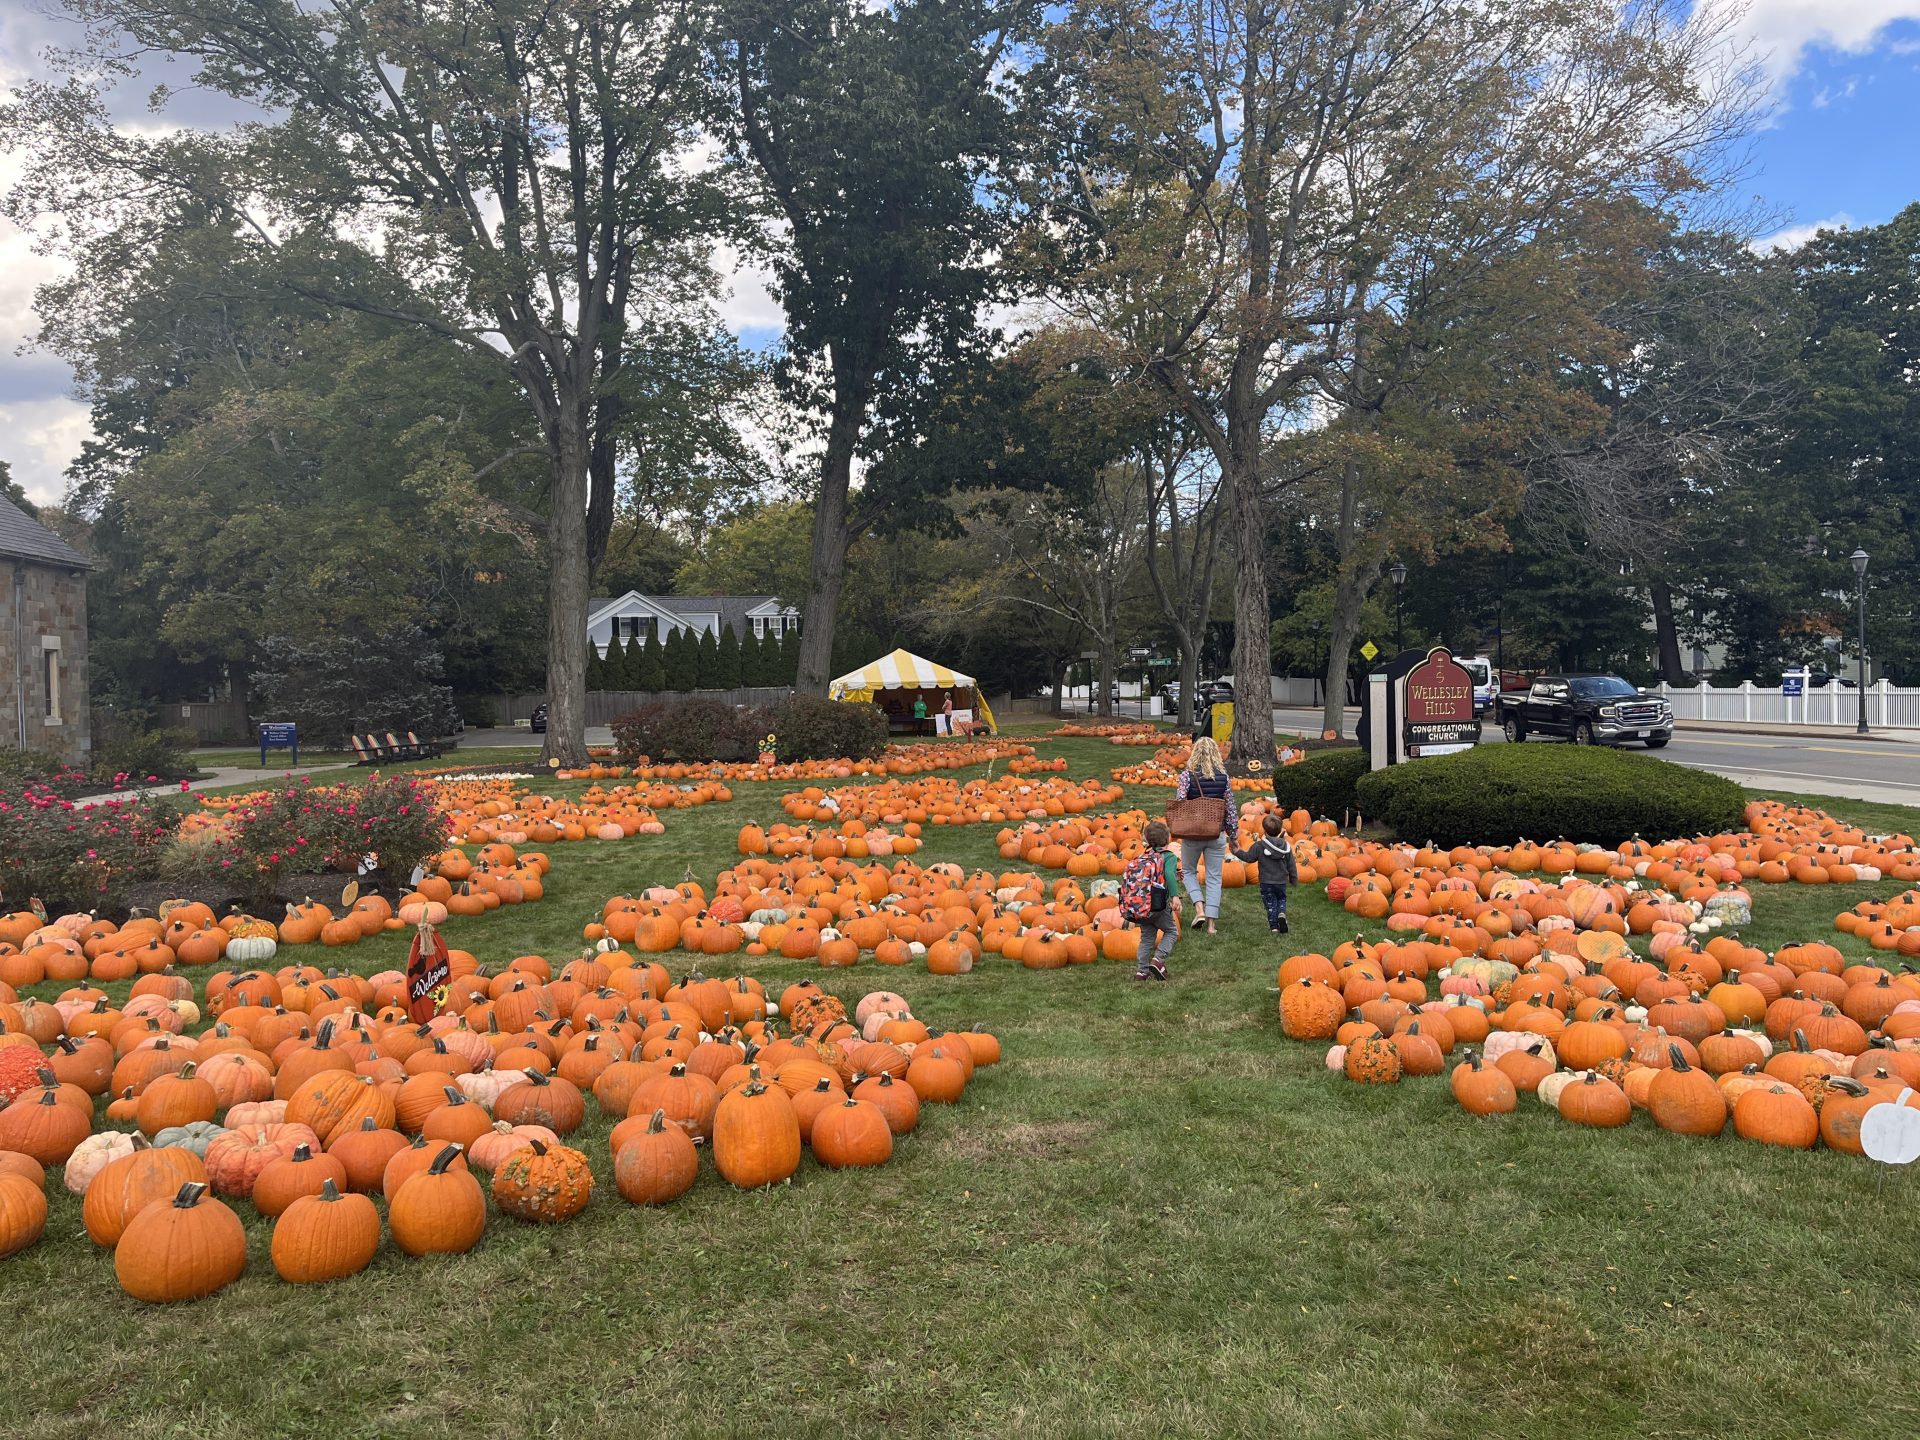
[1458, 656, 1496, 714]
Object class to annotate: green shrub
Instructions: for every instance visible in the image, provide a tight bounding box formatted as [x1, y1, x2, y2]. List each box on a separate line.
[769, 695, 887, 762]
[1352, 744, 1746, 848]
[0, 745, 89, 798]
[610, 699, 763, 763]
[169, 772, 448, 903]
[92, 727, 199, 785]
[1, 784, 184, 909]
[1268, 748, 1369, 822]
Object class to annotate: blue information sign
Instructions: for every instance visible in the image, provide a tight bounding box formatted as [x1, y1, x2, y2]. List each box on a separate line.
[259, 722, 299, 766]
[1781, 674, 1803, 697]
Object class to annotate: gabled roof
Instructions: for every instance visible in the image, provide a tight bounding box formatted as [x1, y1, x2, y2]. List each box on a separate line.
[586, 593, 798, 636]
[0, 496, 91, 570]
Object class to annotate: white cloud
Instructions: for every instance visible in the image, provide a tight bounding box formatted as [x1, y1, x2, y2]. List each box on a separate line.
[1731, 2, 1920, 86]
[0, 396, 92, 503]
[1752, 210, 1855, 253]
[711, 242, 786, 335]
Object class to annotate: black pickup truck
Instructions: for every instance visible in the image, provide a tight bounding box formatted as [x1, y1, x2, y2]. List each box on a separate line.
[1494, 674, 1673, 749]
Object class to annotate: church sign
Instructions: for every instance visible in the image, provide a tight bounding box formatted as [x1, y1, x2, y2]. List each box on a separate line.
[1402, 647, 1479, 754]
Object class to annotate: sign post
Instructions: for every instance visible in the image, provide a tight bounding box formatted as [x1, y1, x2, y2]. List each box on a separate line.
[1363, 646, 1481, 769]
[1401, 647, 1479, 757]
[258, 722, 299, 767]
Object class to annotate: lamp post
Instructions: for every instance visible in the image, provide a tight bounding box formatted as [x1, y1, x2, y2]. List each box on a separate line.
[1388, 562, 1408, 652]
[1851, 549, 1869, 734]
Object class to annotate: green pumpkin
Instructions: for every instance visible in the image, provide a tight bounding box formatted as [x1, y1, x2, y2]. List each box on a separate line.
[152, 1121, 227, 1159]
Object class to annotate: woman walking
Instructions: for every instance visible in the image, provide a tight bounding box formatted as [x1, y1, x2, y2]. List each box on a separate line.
[1171, 736, 1236, 935]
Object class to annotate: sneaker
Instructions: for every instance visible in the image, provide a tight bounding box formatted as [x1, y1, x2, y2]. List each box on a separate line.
[1132, 972, 1151, 982]
[1277, 916, 1289, 934]
[1150, 964, 1169, 982]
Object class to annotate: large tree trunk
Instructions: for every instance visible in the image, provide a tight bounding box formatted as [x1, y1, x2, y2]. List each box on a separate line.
[1048, 656, 1070, 717]
[542, 408, 594, 767]
[1320, 557, 1383, 738]
[1650, 581, 1686, 684]
[795, 386, 863, 695]
[1096, 641, 1115, 718]
[1176, 644, 1197, 729]
[1223, 444, 1273, 766]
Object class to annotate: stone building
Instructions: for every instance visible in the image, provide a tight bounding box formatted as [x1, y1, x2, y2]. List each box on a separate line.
[0, 496, 93, 766]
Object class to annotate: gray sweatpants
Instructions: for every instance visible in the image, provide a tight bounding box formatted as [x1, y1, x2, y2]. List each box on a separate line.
[1134, 909, 1176, 975]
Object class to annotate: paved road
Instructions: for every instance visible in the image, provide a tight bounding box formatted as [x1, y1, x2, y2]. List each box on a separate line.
[1273, 707, 1920, 808]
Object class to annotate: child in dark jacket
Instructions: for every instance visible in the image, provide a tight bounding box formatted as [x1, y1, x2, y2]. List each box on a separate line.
[1233, 814, 1300, 934]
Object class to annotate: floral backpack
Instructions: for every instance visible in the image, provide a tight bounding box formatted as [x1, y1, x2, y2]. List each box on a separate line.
[1118, 849, 1168, 922]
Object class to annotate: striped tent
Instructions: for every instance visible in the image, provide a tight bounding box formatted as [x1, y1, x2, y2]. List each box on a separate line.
[829, 649, 995, 732]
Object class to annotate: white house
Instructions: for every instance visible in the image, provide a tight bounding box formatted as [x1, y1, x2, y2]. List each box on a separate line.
[586, 593, 800, 657]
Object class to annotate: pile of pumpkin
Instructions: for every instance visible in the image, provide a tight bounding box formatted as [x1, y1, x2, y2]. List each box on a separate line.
[1836, 890, 1920, 955]
[565, 739, 1036, 785]
[1110, 745, 1282, 787]
[738, 822, 923, 859]
[0, 960, 999, 1296]
[1276, 928, 1920, 1153]
[431, 775, 740, 845]
[1047, 721, 1166, 739]
[994, 798, 1289, 876]
[780, 774, 1126, 828]
[585, 858, 1153, 970]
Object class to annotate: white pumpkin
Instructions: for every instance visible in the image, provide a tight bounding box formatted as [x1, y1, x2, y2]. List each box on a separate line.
[225, 934, 277, 964]
[1535, 1070, 1581, 1108]
[64, 1130, 139, 1194]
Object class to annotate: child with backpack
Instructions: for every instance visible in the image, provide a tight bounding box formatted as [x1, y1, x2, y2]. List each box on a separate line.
[1121, 820, 1183, 981]
[1232, 813, 1301, 935]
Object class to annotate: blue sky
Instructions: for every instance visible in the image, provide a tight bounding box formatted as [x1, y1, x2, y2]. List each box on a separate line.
[3, 2, 1920, 502]
[1741, 9, 1920, 248]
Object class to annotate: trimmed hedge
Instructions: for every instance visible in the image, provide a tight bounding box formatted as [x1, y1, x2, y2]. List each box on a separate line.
[610, 699, 761, 763]
[769, 695, 887, 763]
[1352, 743, 1746, 848]
[1269, 748, 1370, 823]
[608, 695, 887, 764]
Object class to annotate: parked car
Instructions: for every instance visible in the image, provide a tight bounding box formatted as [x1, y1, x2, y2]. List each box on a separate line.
[529, 703, 548, 734]
[1494, 674, 1672, 748]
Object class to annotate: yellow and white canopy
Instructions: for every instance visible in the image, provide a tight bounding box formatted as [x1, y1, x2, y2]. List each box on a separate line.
[829, 649, 974, 695]
[829, 649, 995, 731]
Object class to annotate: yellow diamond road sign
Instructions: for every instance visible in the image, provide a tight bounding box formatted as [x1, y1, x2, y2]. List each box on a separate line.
[1359, 640, 1379, 662]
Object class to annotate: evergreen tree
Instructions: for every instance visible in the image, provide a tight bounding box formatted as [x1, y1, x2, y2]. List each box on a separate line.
[740, 627, 765, 687]
[638, 628, 667, 692]
[780, 627, 802, 685]
[695, 628, 722, 688]
[585, 639, 608, 691]
[665, 628, 698, 691]
[604, 634, 630, 688]
[715, 623, 744, 688]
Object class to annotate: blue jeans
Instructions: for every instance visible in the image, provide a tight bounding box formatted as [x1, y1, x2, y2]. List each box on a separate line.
[1259, 883, 1289, 928]
[1135, 909, 1176, 974]
[1179, 834, 1226, 918]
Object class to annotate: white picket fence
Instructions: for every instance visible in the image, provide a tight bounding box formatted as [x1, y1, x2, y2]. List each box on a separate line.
[1655, 679, 1920, 730]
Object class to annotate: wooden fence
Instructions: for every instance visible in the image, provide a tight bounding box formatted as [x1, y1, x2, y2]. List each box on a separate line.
[496, 687, 797, 727]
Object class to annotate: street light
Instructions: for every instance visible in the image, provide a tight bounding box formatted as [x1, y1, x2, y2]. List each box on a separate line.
[1851, 548, 1869, 734]
[1388, 562, 1408, 651]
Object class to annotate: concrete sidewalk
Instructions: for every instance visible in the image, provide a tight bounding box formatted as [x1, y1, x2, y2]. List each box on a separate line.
[75, 763, 358, 806]
[1270, 706, 1920, 745]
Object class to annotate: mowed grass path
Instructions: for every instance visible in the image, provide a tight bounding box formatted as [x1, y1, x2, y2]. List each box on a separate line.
[6, 737, 1920, 1439]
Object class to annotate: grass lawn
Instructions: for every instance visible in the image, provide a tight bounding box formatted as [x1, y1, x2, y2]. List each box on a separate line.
[8, 738, 1920, 1439]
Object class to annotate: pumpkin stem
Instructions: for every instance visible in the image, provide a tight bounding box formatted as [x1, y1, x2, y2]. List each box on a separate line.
[427, 1143, 464, 1174]
[173, 1181, 208, 1207]
[318, 1179, 342, 1201]
[291, 1143, 313, 1161]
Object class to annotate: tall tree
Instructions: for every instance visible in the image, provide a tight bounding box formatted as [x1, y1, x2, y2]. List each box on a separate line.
[5, 0, 732, 764]
[1032, 0, 1752, 764]
[1525, 227, 1800, 683]
[717, 0, 1032, 693]
[1139, 424, 1223, 728]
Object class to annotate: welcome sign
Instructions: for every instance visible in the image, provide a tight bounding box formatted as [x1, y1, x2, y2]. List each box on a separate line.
[1402, 647, 1479, 752]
